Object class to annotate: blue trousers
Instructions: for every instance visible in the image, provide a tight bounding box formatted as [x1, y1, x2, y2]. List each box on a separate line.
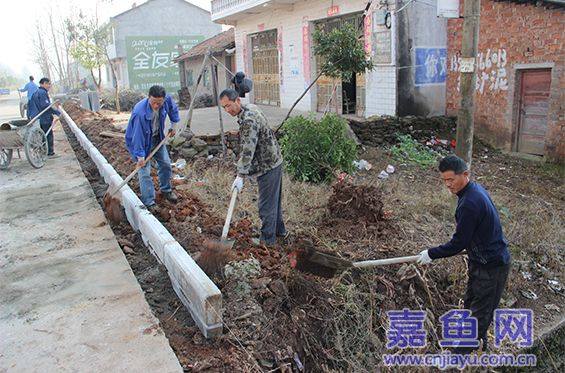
[138, 136, 172, 206]
[257, 164, 286, 245]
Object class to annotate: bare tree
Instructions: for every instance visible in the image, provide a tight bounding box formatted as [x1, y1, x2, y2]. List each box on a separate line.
[49, 12, 68, 89]
[100, 22, 120, 113]
[31, 8, 76, 90]
[32, 28, 52, 78]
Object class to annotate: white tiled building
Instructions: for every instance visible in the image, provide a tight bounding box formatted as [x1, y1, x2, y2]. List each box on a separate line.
[211, 0, 450, 117]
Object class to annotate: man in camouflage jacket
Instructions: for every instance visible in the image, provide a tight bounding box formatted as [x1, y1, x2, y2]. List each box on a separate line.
[219, 89, 286, 246]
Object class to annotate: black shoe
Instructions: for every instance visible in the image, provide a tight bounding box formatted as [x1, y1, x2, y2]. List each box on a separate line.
[147, 204, 159, 213]
[276, 231, 290, 239]
[162, 191, 178, 203]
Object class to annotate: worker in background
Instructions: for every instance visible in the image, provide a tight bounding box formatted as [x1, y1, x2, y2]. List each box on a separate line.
[27, 77, 60, 156]
[18, 76, 39, 119]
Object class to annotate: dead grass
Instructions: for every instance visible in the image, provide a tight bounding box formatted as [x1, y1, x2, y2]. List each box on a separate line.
[493, 193, 564, 258]
[178, 159, 332, 237]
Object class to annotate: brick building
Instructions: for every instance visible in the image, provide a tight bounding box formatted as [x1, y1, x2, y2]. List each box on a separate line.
[446, 0, 564, 162]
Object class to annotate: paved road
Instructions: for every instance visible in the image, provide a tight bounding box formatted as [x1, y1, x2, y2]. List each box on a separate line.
[0, 91, 22, 123]
[107, 100, 319, 137]
[0, 94, 182, 372]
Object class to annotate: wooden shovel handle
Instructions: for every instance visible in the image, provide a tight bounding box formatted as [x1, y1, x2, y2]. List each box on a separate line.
[353, 255, 420, 268]
[221, 188, 239, 240]
[109, 134, 171, 196]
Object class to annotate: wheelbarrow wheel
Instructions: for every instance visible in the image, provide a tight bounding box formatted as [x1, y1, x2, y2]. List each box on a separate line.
[0, 149, 12, 170]
[24, 127, 48, 169]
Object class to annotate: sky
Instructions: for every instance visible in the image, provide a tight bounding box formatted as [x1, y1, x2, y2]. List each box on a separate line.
[0, 0, 212, 79]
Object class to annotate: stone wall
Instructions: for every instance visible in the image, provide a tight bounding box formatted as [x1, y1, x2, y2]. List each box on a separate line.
[348, 116, 456, 148]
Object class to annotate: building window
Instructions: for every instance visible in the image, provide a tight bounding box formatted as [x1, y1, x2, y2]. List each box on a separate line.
[186, 69, 194, 86]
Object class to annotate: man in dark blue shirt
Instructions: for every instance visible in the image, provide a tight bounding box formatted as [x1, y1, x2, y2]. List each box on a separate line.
[28, 77, 60, 156]
[417, 155, 511, 353]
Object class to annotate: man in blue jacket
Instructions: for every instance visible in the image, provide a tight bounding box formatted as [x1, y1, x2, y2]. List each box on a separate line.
[125, 85, 180, 210]
[417, 155, 511, 354]
[19, 76, 39, 118]
[28, 77, 60, 156]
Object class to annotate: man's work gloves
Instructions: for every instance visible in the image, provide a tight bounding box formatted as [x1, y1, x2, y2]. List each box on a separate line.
[417, 249, 432, 264]
[232, 176, 244, 193]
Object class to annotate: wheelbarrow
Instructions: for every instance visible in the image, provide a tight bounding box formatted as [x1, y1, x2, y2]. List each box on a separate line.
[0, 101, 60, 170]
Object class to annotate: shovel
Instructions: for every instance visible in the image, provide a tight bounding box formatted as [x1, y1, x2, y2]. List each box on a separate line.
[289, 243, 420, 278]
[198, 188, 239, 274]
[203, 188, 239, 251]
[103, 133, 172, 223]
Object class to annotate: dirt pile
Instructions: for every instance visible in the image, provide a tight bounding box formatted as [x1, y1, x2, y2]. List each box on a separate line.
[328, 181, 384, 224]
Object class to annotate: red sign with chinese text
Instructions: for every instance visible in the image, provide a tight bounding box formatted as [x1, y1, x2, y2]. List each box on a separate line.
[327, 5, 339, 17]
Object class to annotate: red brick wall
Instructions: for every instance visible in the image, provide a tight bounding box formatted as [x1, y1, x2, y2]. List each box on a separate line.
[446, 1, 564, 162]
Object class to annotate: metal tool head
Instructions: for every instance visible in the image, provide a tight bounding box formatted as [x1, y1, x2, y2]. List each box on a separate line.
[199, 238, 235, 275]
[203, 238, 235, 252]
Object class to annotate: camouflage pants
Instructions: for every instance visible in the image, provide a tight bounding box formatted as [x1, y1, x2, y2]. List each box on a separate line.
[257, 164, 286, 245]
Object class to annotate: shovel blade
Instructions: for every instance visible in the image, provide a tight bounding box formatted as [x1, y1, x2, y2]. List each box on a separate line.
[203, 238, 235, 251]
[289, 243, 354, 278]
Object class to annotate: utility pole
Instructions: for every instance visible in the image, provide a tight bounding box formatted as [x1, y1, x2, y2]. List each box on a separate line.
[455, 0, 480, 166]
[210, 59, 227, 159]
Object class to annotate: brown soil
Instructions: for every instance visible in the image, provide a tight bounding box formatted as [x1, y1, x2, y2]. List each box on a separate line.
[61, 101, 565, 372]
[328, 181, 384, 224]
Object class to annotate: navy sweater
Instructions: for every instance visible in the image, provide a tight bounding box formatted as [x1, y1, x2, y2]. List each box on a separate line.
[429, 181, 511, 268]
[28, 87, 60, 124]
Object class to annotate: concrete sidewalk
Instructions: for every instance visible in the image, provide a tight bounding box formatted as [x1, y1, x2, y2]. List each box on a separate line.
[0, 124, 182, 372]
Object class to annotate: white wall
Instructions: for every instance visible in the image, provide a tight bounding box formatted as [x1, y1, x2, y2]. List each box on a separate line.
[112, 0, 221, 58]
[233, 0, 398, 116]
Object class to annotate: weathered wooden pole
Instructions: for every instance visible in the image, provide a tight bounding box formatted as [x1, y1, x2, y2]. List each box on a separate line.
[455, 0, 480, 167]
[210, 57, 227, 159]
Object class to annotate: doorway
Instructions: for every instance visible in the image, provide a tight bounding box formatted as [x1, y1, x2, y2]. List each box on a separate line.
[250, 29, 280, 106]
[341, 73, 356, 114]
[515, 69, 551, 156]
[314, 12, 365, 115]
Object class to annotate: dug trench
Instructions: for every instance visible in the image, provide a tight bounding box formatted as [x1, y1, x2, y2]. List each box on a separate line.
[60, 100, 564, 372]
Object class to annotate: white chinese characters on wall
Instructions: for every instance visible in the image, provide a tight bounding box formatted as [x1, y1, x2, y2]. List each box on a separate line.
[450, 48, 508, 94]
[132, 51, 179, 70]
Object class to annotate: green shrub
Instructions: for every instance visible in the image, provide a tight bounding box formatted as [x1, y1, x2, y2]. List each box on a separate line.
[389, 134, 442, 168]
[280, 113, 357, 183]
